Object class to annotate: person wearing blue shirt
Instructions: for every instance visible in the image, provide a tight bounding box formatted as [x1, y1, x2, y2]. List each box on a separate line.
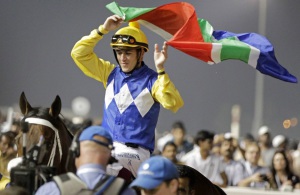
[71, 14, 184, 178]
[35, 126, 136, 195]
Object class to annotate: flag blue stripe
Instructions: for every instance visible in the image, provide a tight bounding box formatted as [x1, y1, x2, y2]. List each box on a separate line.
[213, 30, 297, 83]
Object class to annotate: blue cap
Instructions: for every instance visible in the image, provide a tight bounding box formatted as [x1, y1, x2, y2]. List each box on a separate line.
[79, 126, 113, 146]
[130, 156, 179, 189]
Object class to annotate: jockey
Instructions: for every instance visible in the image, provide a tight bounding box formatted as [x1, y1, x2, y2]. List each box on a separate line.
[71, 14, 184, 178]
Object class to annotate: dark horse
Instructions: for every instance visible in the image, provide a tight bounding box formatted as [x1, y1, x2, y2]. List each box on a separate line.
[15, 92, 76, 175]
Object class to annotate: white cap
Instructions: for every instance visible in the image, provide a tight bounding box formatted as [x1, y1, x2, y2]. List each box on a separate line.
[272, 135, 286, 148]
[224, 132, 233, 140]
[258, 126, 270, 136]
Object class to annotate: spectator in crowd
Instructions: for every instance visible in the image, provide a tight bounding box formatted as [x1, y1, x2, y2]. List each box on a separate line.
[181, 130, 227, 188]
[272, 135, 288, 150]
[272, 135, 294, 172]
[292, 141, 300, 177]
[269, 149, 300, 190]
[180, 143, 200, 164]
[161, 141, 182, 164]
[35, 126, 136, 195]
[170, 121, 193, 159]
[175, 164, 196, 195]
[257, 126, 275, 167]
[212, 133, 224, 156]
[157, 121, 193, 159]
[220, 133, 241, 186]
[0, 131, 17, 189]
[71, 14, 184, 178]
[176, 164, 226, 195]
[236, 142, 270, 188]
[130, 156, 179, 195]
[234, 133, 255, 161]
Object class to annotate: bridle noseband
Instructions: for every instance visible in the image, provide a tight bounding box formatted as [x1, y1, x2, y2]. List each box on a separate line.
[24, 117, 63, 167]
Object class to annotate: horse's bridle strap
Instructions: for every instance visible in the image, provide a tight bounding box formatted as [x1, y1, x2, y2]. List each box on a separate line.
[25, 117, 63, 166]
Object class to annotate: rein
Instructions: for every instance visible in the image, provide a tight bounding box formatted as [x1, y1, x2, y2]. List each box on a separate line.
[24, 117, 63, 167]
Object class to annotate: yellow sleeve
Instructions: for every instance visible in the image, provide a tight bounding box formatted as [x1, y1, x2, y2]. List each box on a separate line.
[71, 25, 115, 88]
[152, 70, 184, 113]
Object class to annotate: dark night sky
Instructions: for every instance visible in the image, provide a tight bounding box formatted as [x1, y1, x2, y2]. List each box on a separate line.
[0, 0, 299, 142]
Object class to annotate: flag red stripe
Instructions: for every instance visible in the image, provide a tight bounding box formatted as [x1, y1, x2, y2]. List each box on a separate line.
[130, 2, 213, 62]
[168, 41, 213, 62]
[131, 3, 190, 34]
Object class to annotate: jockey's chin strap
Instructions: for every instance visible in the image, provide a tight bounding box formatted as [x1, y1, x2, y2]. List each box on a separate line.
[25, 117, 62, 167]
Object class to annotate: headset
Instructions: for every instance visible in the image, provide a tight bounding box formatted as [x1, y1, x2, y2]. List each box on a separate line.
[68, 128, 115, 158]
[69, 129, 83, 158]
[66, 127, 118, 169]
[65, 129, 83, 172]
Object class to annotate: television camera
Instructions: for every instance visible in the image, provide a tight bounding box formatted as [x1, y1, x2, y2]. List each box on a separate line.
[10, 121, 56, 194]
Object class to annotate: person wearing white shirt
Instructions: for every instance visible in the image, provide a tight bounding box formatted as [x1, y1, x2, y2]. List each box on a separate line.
[181, 130, 227, 188]
[220, 133, 241, 186]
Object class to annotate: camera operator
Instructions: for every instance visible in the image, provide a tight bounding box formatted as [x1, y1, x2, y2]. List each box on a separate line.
[35, 125, 136, 195]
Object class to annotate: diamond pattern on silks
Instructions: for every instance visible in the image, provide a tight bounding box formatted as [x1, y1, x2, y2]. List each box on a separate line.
[134, 88, 154, 117]
[105, 79, 154, 117]
[105, 79, 115, 109]
[114, 84, 134, 114]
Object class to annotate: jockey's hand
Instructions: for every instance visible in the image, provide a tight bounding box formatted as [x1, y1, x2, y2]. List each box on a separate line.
[103, 15, 124, 32]
[154, 41, 168, 71]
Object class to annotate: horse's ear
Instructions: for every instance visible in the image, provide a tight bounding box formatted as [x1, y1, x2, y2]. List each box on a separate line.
[49, 95, 61, 118]
[19, 92, 33, 115]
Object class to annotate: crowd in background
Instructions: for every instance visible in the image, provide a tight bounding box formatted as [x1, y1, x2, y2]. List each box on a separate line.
[0, 108, 300, 193]
[155, 121, 300, 191]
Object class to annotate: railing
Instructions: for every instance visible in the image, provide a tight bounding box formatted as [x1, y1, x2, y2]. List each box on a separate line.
[222, 186, 300, 195]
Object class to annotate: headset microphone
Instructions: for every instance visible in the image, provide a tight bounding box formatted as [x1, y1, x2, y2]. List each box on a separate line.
[65, 129, 82, 172]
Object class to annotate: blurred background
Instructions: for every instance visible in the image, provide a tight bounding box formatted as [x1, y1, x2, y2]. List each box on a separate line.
[0, 0, 299, 142]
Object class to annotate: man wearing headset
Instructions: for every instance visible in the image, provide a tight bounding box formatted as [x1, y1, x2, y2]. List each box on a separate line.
[71, 15, 184, 178]
[35, 126, 136, 195]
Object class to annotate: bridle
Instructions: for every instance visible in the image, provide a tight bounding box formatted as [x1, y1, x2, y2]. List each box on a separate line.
[24, 117, 63, 167]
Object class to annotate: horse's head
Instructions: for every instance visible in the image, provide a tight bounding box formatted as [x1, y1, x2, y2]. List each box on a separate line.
[15, 92, 75, 174]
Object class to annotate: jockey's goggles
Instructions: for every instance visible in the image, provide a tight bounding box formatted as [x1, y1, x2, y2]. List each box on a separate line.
[111, 35, 148, 48]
